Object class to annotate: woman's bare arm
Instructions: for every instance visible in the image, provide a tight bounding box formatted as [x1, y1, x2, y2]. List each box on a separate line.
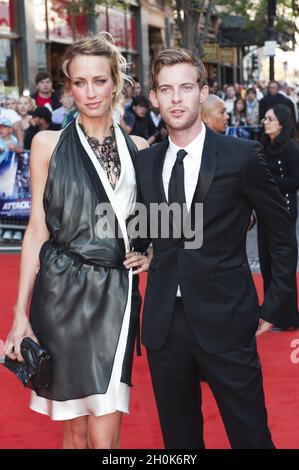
[4, 130, 62, 360]
[123, 135, 151, 274]
[130, 135, 149, 151]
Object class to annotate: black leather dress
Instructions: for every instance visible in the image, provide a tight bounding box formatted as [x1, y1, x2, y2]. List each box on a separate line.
[29, 120, 141, 404]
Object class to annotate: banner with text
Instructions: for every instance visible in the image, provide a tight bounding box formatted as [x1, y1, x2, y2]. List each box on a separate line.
[0, 150, 31, 219]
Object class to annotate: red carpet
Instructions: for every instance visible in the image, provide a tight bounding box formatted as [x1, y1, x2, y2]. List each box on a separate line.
[0, 254, 298, 449]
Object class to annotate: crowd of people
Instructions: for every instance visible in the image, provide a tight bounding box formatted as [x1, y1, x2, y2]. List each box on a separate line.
[1, 70, 299, 155]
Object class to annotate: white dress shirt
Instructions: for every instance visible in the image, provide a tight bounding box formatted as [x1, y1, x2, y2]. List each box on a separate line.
[162, 124, 206, 295]
[163, 124, 206, 209]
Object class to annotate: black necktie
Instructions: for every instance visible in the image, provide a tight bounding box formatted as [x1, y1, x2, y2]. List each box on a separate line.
[168, 149, 187, 205]
[168, 149, 187, 237]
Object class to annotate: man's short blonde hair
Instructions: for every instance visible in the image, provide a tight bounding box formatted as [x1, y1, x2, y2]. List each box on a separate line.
[151, 48, 207, 90]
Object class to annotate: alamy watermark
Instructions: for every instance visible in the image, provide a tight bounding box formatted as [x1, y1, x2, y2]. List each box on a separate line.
[95, 202, 203, 249]
[290, 339, 299, 364]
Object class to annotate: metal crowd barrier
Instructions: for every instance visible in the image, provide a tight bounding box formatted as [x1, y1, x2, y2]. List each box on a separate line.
[227, 125, 263, 141]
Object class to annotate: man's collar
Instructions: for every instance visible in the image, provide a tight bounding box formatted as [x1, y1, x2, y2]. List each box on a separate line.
[168, 123, 206, 159]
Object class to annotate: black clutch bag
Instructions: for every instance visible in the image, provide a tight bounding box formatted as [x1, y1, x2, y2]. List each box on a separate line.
[3, 337, 52, 391]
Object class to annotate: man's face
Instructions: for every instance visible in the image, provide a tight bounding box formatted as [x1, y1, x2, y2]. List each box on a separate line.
[60, 94, 74, 109]
[205, 102, 229, 133]
[268, 82, 279, 96]
[30, 116, 41, 127]
[226, 86, 235, 99]
[37, 78, 53, 94]
[133, 104, 148, 118]
[246, 91, 256, 102]
[150, 63, 208, 132]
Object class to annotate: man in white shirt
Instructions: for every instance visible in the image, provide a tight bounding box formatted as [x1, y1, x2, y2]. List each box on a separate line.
[132, 48, 297, 449]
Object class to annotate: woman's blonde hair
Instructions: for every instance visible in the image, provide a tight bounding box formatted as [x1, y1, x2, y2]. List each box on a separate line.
[62, 32, 130, 112]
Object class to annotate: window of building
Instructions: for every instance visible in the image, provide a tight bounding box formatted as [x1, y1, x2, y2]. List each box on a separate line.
[0, 0, 14, 34]
[0, 1, 18, 94]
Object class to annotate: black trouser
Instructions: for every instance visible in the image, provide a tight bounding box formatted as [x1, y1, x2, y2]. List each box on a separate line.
[147, 299, 275, 449]
[257, 218, 299, 328]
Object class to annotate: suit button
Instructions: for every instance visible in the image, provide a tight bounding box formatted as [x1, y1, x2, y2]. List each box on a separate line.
[281, 174, 284, 177]
[278, 160, 281, 164]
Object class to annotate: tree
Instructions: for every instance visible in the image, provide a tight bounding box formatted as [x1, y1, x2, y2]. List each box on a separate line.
[173, 0, 298, 55]
[216, 0, 298, 43]
[56, 0, 299, 57]
[62, 0, 215, 56]
[173, 1, 215, 55]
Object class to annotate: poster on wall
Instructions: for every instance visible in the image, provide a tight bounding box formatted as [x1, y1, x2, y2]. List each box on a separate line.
[0, 150, 31, 219]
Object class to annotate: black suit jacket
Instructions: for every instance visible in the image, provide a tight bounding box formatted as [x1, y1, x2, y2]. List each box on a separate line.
[265, 139, 299, 220]
[135, 127, 297, 354]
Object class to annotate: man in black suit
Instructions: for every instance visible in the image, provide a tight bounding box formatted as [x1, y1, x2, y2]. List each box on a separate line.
[125, 49, 297, 449]
[259, 80, 296, 123]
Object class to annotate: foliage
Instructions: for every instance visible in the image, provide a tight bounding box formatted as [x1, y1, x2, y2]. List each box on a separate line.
[216, 0, 298, 36]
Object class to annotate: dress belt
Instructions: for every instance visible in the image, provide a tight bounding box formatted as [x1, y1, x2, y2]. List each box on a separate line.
[41, 240, 126, 271]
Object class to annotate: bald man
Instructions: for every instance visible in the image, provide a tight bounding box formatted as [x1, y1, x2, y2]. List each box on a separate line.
[202, 94, 229, 133]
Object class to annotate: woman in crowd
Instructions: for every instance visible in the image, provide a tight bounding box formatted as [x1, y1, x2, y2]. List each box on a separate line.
[230, 97, 247, 127]
[258, 104, 299, 329]
[17, 96, 34, 133]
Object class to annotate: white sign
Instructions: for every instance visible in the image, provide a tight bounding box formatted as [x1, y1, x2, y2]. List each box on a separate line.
[264, 40, 277, 57]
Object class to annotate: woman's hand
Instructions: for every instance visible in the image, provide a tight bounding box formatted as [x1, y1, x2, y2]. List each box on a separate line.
[123, 251, 151, 275]
[255, 319, 273, 337]
[4, 312, 38, 362]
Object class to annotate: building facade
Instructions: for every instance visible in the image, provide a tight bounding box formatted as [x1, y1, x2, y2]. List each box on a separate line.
[0, 0, 172, 96]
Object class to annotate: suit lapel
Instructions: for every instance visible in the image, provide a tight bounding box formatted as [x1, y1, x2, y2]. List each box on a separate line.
[153, 139, 169, 203]
[184, 127, 219, 237]
[193, 126, 219, 203]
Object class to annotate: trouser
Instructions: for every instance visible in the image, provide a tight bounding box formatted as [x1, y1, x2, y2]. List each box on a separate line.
[257, 217, 298, 328]
[147, 298, 275, 449]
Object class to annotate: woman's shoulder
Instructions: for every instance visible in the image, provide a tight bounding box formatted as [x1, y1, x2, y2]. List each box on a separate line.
[32, 129, 63, 147]
[130, 135, 149, 151]
[30, 130, 64, 166]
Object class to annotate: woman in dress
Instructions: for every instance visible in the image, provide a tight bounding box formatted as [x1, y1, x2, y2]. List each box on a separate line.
[4, 33, 150, 448]
[258, 104, 299, 329]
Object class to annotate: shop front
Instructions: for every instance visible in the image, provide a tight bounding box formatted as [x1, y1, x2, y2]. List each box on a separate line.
[0, 0, 20, 98]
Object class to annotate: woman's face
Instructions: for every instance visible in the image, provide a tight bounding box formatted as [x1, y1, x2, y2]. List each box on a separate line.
[68, 55, 116, 119]
[17, 97, 31, 116]
[263, 109, 282, 140]
[236, 100, 244, 112]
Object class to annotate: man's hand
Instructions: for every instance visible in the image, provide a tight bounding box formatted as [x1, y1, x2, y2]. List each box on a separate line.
[255, 319, 273, 336]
